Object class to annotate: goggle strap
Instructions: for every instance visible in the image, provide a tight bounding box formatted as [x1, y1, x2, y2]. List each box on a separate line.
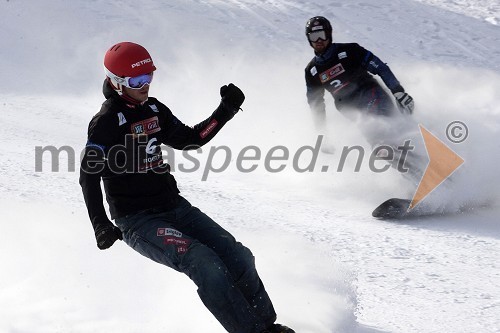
[104, 66, 153, 89]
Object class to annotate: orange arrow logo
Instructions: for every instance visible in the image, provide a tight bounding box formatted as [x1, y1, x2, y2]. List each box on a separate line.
[409, 125, 465, 210]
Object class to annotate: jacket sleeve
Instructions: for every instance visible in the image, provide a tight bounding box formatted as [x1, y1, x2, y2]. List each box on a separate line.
[159, 100, 237, 150]
[305, 66, 327, 132]
[360, 46, 404, 93]
[79, 112, 115, 229]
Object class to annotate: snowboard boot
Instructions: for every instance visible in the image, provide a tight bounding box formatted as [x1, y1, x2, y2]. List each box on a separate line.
[261, 323, 295, 333]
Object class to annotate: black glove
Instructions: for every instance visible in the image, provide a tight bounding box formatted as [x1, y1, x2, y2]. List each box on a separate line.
[394, 92, 415, 114]
[94, 223, 123, 250]
[220, 83, 245, 114]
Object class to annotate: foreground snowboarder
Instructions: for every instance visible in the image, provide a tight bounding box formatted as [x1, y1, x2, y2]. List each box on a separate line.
[79, 41, 294, 333]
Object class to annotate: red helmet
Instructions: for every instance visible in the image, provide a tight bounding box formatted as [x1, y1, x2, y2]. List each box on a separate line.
[104, 42, 156, 92]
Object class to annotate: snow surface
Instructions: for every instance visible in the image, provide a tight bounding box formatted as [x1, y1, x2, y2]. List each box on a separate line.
[1, 0, 499, 332]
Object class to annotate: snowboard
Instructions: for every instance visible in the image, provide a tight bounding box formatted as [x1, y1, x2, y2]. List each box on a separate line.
[372, 198, 412, 219]
[372, 197, 492, 220]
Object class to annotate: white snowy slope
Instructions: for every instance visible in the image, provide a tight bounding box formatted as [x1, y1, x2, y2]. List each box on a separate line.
[0, 0, 499, 332]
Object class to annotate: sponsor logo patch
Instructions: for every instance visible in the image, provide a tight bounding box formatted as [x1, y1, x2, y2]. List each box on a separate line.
[200, 119, 218, 139]
[310, 66, 318, 76]
[131, 116, 161, 135]
[163, 236, 192, 254]
[149, 104, 159, 113]
[131, 58, 152, 68]
[338, 51, 347, 59]
[117, 112, 127, 126]
[157, 228, 183, 238]
[320, 63, 345, 83]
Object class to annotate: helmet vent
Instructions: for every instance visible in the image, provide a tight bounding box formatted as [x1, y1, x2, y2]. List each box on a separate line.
[110, 44, 121, 52]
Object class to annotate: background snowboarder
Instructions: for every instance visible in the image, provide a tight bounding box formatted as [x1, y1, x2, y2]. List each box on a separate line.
[304, 16, 415, 152]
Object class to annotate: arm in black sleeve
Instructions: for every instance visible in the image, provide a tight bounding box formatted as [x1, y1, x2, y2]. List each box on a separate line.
[80, 148, 122, 250]
[160, 99, 240, 150]
[305, 68, 327, 132]
[79, 144, 110, 230]
[79, 113, 116, 232]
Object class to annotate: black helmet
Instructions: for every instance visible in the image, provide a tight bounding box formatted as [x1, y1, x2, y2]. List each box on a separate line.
[305, 16, 332, 45]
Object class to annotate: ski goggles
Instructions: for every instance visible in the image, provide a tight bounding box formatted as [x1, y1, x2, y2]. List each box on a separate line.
[105, 68, 154, 89]
[307, 30, 328, 43]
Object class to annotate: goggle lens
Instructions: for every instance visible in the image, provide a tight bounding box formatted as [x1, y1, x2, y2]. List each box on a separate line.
[308, 30, 327, 42]
[127, 73, 153, 89]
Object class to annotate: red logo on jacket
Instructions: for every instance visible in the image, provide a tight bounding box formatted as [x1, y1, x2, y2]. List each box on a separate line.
[320, 64, 345, 83]
[200, 119, 218, 139]
[131, 116, 161, 135]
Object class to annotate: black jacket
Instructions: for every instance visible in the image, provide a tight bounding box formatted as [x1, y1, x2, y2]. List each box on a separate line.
[80, 81, 236, 230]
[305, 43, 404, 115]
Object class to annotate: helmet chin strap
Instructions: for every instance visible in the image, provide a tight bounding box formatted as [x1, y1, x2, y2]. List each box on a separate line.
[106, 77, 145, 105]
[107, 77, 124, 95]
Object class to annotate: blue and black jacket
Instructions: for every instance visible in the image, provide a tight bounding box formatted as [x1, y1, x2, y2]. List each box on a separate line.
[305, 43, 405, 118]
